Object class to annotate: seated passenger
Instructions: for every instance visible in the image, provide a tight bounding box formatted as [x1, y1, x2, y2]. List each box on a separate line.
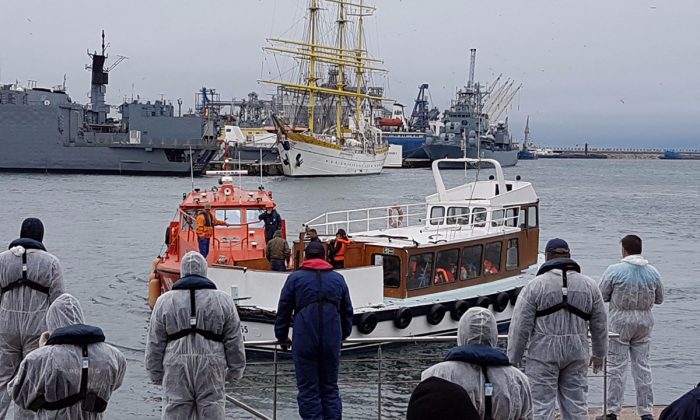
[484, 258, 499, 274]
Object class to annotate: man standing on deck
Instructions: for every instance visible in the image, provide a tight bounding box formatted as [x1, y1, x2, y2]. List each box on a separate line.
[195, 203, 228, 258]
[508, 238, 608, 420]
[259, 204, 282, 243]
[266, 230, 291, 272]
[596, 235, 663, 420]
[274, 241, 354, 420]
[146, 251, 246, 419]
[0, 218, 65, 419]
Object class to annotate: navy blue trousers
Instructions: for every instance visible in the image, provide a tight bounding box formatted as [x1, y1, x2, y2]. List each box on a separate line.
[197, 237, 210, 257]
[293, 347, 342, 419]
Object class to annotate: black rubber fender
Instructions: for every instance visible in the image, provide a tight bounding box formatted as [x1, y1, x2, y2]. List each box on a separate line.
[357, 313, 378, 335]
[394, 307, 413, 329]
[164, 227, 171, 246]
[426, 304, 446, 325]
[476, 296, 491, 309]
[509, 287, 522, 306]
[493, 292, 510, 313]
[451, 300, 470, 320]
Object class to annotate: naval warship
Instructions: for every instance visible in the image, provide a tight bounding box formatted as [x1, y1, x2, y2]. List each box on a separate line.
[0, 32, 218, 175]
[423, 49, 519, 167]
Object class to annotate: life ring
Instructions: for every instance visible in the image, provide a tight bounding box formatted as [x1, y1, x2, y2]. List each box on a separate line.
[427, 304, 446, 325]
[387, 206, 405, 228]
[357, 313, 378, 335]
[509, 287, 522, 306]
[493, 292, 510, 313]
[476, 296, 491, 309]
[222, 186, 233, 196]
[394, 307, 413, 329]
[451, 300, 470, 320]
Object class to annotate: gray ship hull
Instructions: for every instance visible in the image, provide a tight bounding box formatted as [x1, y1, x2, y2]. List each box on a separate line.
[0, 95, 216, 176]
[230, 145, 279, 163]
[423, 144, 518, 167]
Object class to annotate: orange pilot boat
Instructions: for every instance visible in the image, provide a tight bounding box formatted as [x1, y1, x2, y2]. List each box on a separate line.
[149, 176, 286, 307]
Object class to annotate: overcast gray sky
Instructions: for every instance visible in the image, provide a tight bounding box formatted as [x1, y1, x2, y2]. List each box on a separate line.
[1, 0, 698, 147]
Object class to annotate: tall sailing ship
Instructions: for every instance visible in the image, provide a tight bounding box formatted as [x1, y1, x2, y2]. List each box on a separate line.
[262, 0, 389, 176]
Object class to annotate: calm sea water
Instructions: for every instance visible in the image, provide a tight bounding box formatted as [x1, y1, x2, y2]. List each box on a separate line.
[0, 159, 698, 419]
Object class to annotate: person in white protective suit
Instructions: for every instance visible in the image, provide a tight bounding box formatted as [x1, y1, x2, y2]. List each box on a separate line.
[8, 293, 126, 419]
[145, 251, 246, 420]
[596, 235, 663, 420]
[0, 218, 65, 418]
[508, 238, 608, 420]
[422, 307, 533, 419]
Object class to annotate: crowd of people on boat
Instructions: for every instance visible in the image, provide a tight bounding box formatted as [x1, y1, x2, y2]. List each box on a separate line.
[0, 216, 695, 420]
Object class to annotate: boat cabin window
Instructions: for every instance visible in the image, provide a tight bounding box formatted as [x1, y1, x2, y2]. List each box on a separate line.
[435, 249, 459, 285]
[483, 242, 502, 275]
[429, 206, 445, 225]
[506, 239, 519, 270]
[472, 208, 487, 227]
[373, 254, 401, 288]
[246, 208, 265, 228]
[527, 206, 538, 228]
[491, 209, 505, 227]
[407, 253, 434, 290]
[446, 207, 470, 225]
[518, 208, 526, 228]
[506, 208, 518, 227]
[215, 209, 241, 227]
[460, 245, 483, 281]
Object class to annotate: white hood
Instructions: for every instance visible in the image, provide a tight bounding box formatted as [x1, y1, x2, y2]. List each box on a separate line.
[622, 254, 648, 266]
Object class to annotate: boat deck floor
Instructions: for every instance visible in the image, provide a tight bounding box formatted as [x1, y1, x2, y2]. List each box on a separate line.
[586, 406, 666, 419]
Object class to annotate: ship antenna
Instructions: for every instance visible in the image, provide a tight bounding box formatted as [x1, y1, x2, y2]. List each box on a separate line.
[189, 144, 195, 192]
[101, 30, 106, 56]
[259, 148, 263, 189]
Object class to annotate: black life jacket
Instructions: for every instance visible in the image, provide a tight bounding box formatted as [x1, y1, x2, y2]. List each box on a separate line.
[1, 239, 50, 297]
[444, 344, 511, 420]
[534, 258, 592, 321]
[165, 275, 225, 343]
[28, 325, 109, 413]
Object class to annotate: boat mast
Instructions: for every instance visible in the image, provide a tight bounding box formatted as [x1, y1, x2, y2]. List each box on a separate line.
[355, 0, 365, 138]
[335, 0, 347, 140]
[308, 0, 320, 133]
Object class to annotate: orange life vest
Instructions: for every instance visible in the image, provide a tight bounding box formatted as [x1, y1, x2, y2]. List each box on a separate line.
[196, 212, 214, 238]
[333, 238, 351, 262]
[434, 268, 450, 284]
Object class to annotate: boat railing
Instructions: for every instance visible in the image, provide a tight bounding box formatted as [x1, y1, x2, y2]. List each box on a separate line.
[304, 203, 428, 235]
[226, 333, 619, 420]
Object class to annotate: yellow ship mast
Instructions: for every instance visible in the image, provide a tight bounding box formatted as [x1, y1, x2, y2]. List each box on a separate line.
[335, 0, 347, 140]
[308, 0, 320, 133]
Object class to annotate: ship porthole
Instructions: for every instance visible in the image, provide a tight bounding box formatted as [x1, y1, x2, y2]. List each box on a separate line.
[357, 313, 378, 335]
[427, 304, 446, 325]
[493, 292, 510, 313]
[476, 296, 491, 309]
[393, 307, 413, 329]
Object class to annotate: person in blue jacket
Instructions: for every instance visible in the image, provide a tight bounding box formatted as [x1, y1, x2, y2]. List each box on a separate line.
[274, 241, 354, 420]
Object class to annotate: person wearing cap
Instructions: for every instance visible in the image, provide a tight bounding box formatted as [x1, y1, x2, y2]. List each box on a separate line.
[274, 241, 353, 420]
[259, 205, 283, 243]
[195, 204, 229, 258]
[8, 294, 126, 419]
[422, 308, 532, 419]
[266, 230, 291, 272]
[508, 238, 608, 420]
[0, 218, 65, 418]
[146, 251, 246, 419]
[407, 376, 480, 420]
[596, 235, 663, 420]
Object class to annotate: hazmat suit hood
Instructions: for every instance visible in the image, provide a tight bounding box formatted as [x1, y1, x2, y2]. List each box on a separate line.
[46, 293, 85, 333]
[458, 307, 497, 347]
[181, 251, 208, 277]
[20, 217, 44, 243]
[622, 254, 648, 266]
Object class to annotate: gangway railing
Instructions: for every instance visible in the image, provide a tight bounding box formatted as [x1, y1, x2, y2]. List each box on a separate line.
[227, 333, 619, 420]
